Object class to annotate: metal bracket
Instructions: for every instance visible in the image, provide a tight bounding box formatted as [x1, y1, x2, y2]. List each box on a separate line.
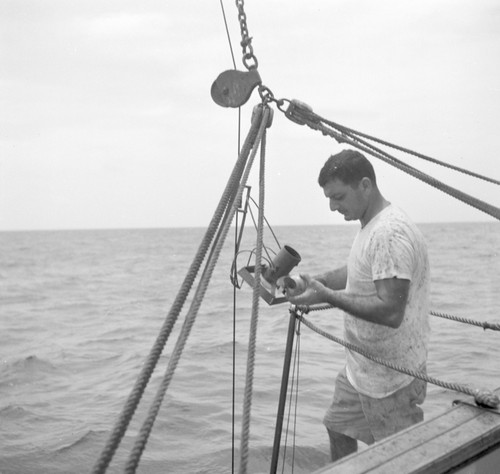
[238, 266, 287, 305]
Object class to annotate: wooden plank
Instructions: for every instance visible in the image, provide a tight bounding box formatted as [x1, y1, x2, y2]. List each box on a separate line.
[312, 389, 500, 474]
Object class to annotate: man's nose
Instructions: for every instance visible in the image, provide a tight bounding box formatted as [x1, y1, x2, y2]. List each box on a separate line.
[330, 200, 339, 212]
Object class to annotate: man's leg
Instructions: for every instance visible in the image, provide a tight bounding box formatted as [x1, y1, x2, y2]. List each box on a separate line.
[326, 427, 357, 462]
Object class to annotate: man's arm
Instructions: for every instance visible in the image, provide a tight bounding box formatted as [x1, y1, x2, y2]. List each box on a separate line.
[313, 265, 347, 290]
[288, 276, 409, 329]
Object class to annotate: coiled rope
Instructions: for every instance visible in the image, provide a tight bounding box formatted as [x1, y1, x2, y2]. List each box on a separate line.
[293, 308, 499, 409]
[91, 105, 268, 474]
[279, 100, 500, 222]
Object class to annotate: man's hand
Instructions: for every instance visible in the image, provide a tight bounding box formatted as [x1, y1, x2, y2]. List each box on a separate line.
[285, 274, 328, 306]
[286, 274, 410, 328]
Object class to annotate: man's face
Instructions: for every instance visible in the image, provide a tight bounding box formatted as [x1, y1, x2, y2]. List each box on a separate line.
[322, 178, 367, 222]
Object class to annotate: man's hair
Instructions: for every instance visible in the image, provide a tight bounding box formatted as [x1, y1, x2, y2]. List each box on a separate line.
[318, 149, 377, 188]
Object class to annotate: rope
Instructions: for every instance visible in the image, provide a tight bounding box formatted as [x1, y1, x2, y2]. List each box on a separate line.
[318, 115, 500, 186]
[280, 101, 500, 221]
[91, 106, 265, 474]
[239, 105, 271, 474]
[122, 106, 272, 473]
[295, 311, 499, 409]
[431, 310, 500, 331]
[299, 303, 500, 332]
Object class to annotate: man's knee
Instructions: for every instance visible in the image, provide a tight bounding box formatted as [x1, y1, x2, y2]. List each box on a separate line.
[326, 428, 357, 462]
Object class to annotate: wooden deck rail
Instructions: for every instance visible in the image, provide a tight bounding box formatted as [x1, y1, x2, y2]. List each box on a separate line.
[312, 388, 500, 474]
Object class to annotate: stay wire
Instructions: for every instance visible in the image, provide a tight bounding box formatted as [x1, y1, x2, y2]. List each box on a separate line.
[219, 0, 237, 69]
[232, 212, 238, 474]
[218, 2, 241, 472]
[280, 319, 301, 474]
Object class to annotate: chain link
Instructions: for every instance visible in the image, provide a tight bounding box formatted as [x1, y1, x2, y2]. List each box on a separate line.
[235, 0, 258, 70]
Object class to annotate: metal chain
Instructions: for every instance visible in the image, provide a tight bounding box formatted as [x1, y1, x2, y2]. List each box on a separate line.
[235, 0, 258, 70]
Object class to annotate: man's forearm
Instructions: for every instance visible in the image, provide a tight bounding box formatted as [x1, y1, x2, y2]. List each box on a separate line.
[314, 265, 347, 290]
[322, 289, 401, 327]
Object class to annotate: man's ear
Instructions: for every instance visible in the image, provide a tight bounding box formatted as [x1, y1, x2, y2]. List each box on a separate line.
[359, 177, 373, 193]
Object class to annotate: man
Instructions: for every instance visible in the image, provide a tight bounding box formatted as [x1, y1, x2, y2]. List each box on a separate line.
[286, 149, 430, 462]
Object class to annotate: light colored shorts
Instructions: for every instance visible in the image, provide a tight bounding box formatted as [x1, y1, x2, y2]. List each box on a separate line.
[323, 367, 426, 445]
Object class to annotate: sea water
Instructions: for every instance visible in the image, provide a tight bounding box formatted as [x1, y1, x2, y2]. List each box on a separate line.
[1, 222, 499, 473]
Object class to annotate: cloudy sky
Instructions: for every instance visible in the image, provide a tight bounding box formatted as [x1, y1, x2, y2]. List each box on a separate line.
[1, 0, 499, 231]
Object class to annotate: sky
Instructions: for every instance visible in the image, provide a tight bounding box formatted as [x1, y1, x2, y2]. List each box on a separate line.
[1, 0, 499, 231]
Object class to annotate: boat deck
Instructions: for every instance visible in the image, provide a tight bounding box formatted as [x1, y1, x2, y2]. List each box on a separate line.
[312, 388, 500, 474]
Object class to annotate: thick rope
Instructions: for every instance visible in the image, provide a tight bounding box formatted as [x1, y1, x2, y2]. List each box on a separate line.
[296, 311, 499, 409]
[123, 106, 272, 473]
[91, 108, 264, 474]
[239, 106, 270, 474]
[281, 102, 500, 221]
[300, 303, 500, 332]
[318, 115, 500, 186]
[431, 310, 500, 331]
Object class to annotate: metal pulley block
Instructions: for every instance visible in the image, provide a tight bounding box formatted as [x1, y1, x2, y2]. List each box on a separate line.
[251, 103, 273, 128]
[284, 99, 316, 125]
[211, 69, 262, 108]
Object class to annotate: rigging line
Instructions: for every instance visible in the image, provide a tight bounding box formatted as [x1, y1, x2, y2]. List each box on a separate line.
[292, 321, 302, 474]
[281, 102, 500, 219]
[280, 325, 298, 474]
[232, 211, 238, 474]
[317, 119, 500, 220]
[246, 201, 279, 265]
[431, 311, 500, 331]
[248, 195, 282, 250]
[124, 107, 273, 474]
[239, 106, 272, 474]
[292, 332, 301, 474]
[218, 3, 243, 470]
[219, 0, 237, 69]
[219, 0, 243, 154]
[318, 114, 500, 185]
[278, 318, 302, 474]
[301, 304, 500, 332]
[126, 200, 238, 473]
[297, 313, 499, 409]
[91, 103, 264, 474]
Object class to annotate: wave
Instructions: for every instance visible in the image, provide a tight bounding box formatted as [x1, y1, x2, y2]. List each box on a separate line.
[0, 355, 60, 387]
[156, 444, 331, 473]
[52, 429, 107, 455]
[11, 354, 56, 370]
[0, 404, 34, 420]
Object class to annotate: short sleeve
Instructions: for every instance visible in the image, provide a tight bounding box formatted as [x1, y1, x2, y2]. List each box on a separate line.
[368, 223, 414, 281]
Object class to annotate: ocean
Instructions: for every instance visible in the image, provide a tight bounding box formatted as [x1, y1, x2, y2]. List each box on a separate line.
[1, 222, 499, 474]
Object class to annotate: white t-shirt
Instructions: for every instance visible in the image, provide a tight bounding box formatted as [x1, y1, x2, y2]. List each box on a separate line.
[344, 204, 430, 398]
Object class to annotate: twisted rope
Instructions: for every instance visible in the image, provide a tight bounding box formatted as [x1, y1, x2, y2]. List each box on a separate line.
[239, 106, 270, 474]
[123, 106, 273, 473]
[318, 115, 500, 185]
[431, 310, 500, 331]
[90, 107, 265, 474]
[281, 102, 500, 221]
[299, 303, 500, 332]
[296, 311, 499, 409]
